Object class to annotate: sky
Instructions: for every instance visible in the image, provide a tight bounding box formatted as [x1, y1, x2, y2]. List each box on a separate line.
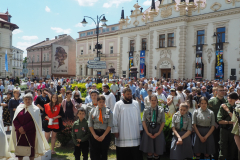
[0, 0, 155, 58]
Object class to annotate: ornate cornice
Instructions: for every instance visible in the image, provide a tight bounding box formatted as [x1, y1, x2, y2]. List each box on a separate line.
[117, 7, 240, 35]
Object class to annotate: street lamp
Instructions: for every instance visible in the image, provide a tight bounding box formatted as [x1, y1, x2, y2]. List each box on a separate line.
[81, 14, 108, 59]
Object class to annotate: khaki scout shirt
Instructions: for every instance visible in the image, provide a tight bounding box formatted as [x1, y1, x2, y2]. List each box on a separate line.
[172, 111, 192, 131]
[208, 97, 227, 123]
[88, 106, 113, 130]
[142, 106, 165, 124]
[192, 108, 215, 127]
[144, 96, 151, 108]
[83, 102, 96, 121]
[217, 103, 235, 129]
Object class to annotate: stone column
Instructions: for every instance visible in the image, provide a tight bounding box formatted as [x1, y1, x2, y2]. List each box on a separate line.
[178, 25, 187, 79]
[188, 2, 195, 16]
[83, 65, 86, 77]
[88, 68, 91, 76]
[93, 70, 97, 76]
[178, 2, 187, 16]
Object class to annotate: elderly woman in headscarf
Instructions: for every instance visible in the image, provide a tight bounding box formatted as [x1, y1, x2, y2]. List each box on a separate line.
[9, 93, 50, 160]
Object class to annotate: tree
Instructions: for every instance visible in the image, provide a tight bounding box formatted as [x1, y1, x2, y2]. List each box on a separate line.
[23, 57, 27, 69]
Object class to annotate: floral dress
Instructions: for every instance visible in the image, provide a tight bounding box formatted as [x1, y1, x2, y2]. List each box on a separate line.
[2, 97, 11, 127]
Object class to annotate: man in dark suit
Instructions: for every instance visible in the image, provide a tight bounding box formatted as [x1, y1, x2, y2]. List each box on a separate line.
[201, 86, 211, 100]
[97, 76, 102, 84]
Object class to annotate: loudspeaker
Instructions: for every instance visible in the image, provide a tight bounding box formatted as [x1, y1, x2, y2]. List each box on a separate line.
[231, 69, 236, 76]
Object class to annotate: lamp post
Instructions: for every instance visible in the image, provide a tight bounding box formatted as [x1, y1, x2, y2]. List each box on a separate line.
[81, 14, 108, 60]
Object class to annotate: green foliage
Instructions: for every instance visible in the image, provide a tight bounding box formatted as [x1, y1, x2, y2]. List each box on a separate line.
[57, 121, 73, 146]
[20, 84, 28, 91]
[70, 83, 112, 98]
[163, 113, 173, 153]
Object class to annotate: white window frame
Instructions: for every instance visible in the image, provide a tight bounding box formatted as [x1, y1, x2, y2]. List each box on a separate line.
[122, 71, 126, 78]
[110, 46, 113, 54]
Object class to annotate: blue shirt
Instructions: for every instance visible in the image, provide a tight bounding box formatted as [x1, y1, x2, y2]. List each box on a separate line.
[0, 85, 5, 92]
[85, 95, 92, 104]
[129, 84, 136, 95]
[140, 89, 148, 104]
[135, 88, 142, 99]
[186, 87, 192, 92]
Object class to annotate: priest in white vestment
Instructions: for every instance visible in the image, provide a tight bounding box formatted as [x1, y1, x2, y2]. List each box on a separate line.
[112, 87, 143, 160]
[0, 118, 11, 159]
[102, 84, 116, 111]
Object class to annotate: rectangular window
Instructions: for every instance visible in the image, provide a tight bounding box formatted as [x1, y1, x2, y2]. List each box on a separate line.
[159, 34, 165, 48]
[37, 68, 39, 75]
[47, 54, 49, 61]
[81, 50, 83, 55]
[47, 68, 49, 75]
[37, 55, 39, 62]
[142, 38, 147, 50]
[110, 46, 113, 54]
[95, 30, 101, 34]
[32, 56, 34, 62]
[130, 40, 135, 51]
[10, 35, 12, 48]
[89, 45, 91, 50]
[87, 31, 93, 35]
[122, 71, 126, 78]
[168, 33, 174, 47]
[111, 26, 119, 31]
[80, 33, 86, 37]
[217, 27, 226, 43]
[197, 30, 205, 45]
[102, 28, 109, 33]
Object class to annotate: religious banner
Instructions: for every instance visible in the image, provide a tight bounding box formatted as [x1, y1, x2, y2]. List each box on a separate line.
[195, 44, 203, 79]
[140, 50, 145, 78]
[215, 42, 224, 79]
[52, 44, 68, 74]
[129, 51, 134, 71]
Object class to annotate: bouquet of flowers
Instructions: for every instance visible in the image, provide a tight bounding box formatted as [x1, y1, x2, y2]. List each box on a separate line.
[158, 99, 167, 111]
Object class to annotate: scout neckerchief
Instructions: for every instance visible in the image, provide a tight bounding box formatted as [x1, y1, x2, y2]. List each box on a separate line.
[180, 115, 183, 130]
[99, 108, 103, 124]
[149, 106, 158, 123]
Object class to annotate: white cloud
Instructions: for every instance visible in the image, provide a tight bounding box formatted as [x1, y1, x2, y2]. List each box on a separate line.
[51, 27, 71, 34]
[22, 36, 38, 41]
[45, 6, 51, 12]
[12, 29, 23, 35]
[103, 0, 132, 8]
[75, 23, 83, 27]
[143, 0, 151, 6]
[16, 42, 36, 57]
[76, 0, 98, 6]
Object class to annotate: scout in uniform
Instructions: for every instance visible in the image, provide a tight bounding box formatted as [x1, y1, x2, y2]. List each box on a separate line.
[217, 92, 239, 160]
[88, 95, 113, 160]
[83, 90, 99, 121]
[170, 103, 194, 160]
[192, 97, 215, 159]
[140, 94, 166, 160]
[208, 85, 227, 159]
[72, 108, 90, 160]
[231, 100, 240, 151]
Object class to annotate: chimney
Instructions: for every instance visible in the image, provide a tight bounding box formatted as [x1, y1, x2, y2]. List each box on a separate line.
[55, 36, 57, 39]
[46, 38, 49, 41]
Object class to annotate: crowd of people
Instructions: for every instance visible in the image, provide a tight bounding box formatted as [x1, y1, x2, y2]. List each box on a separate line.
[0, 76, 240, 160]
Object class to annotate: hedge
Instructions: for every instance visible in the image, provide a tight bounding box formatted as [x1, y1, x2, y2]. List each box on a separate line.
[70, 83, 112, 98]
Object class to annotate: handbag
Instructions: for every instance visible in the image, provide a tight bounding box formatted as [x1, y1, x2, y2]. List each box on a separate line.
[15, 134, 32, 157]
[42, 119, 48, 129]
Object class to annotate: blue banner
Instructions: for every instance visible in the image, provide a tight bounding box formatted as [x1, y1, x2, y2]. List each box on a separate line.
[140, 50, 145, 78]
[215, 50, 223, 79]
[5, 50, 8, 72]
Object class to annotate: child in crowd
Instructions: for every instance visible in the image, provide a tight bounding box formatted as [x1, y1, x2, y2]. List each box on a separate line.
[170, 103, 194, 160]
[72, 108, 90, 160]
